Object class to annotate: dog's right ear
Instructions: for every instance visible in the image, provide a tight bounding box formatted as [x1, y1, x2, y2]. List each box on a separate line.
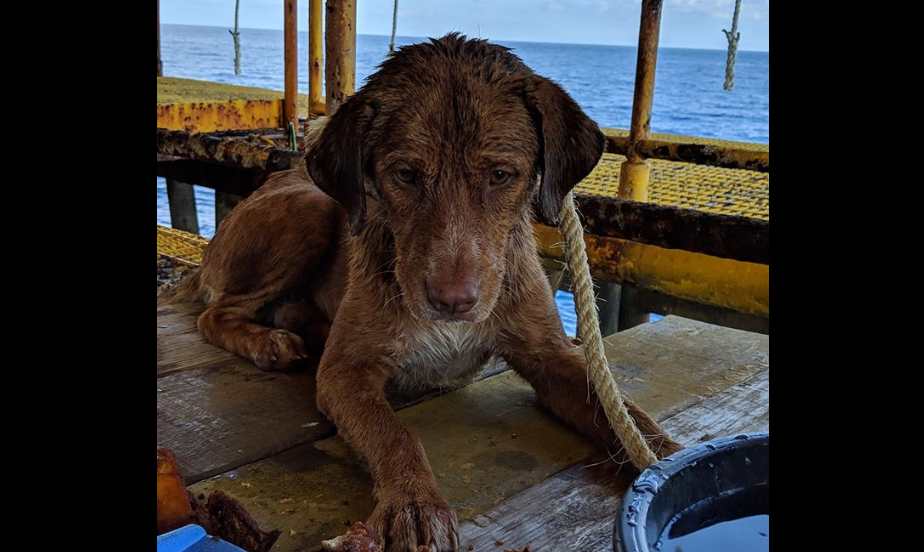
[524, 77, 605, 226]
[305, 98, 375, 235]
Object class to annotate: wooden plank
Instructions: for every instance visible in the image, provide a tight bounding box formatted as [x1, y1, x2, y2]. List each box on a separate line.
[158, 356, 333, 484]
[157, 301, 507, 482]
[602, 316, 769, 421]
[458, 369, 769, 551]
[157, 303, 234, 377]
[186, 372, 598, 551]
[159, 359, 508, 486]
[182, 317, 768, 552]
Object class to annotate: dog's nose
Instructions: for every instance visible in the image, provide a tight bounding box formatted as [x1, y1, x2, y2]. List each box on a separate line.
[427, 281, 480, 315]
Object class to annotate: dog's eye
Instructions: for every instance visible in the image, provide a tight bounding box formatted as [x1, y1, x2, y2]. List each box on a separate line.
[490, 170, 511, 186]
[394, 168, 415, 184]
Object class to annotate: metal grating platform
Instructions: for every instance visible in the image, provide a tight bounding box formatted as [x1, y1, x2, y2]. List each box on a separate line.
[157, 225, 208, 265]
[578, 153, 769, 220]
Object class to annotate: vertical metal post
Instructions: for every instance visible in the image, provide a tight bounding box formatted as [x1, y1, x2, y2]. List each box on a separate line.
[389, 0, 399, 53]
[325, 0, 356, 114]
[618, 0, 663, 201]
[614, 0, 662, 329]
[309, 0, 324, 115]
[166, 181, 200, 235]
[284, 0, 299, 127]
[157, 0, 163, 76]
[618, 285, 650, 331]
[596, 282, 622, 336]
[160, 5, 203, 235]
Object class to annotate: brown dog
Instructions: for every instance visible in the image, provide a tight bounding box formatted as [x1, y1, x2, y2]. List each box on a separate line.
[172, 34, 680, 551]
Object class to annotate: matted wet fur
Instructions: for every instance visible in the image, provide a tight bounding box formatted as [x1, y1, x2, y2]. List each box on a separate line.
[170, 34, 681, 551]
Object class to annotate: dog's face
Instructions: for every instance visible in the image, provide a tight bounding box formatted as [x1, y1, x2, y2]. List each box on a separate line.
[308, 34, 604, 323]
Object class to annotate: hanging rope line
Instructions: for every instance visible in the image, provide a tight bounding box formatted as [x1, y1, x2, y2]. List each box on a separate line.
[389, 0, 399, 53]
[723, 0, 742, 91]
[559, 193, 660, 470]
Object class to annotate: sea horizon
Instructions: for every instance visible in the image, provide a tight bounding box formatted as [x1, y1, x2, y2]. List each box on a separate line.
[161, 22, 771, 54]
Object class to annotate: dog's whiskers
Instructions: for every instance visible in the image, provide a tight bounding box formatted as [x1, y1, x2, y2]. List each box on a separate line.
[383, 291, 405, 309]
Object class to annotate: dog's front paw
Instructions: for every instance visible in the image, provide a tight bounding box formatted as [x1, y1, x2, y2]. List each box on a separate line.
[368, 491, 459, 552]
[251, 329, 308, 371]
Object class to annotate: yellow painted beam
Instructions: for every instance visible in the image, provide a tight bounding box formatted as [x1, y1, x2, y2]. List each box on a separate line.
[157, 99, 284, 133]
[535, 225, 769, 317]
[158, 224, 768, 318]
[157, 77, 319, 132]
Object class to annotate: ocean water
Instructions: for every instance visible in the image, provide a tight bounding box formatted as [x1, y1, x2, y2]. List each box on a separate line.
[157, 25, 768, 333]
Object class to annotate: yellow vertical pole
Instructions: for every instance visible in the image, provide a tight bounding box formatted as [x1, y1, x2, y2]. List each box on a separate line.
[325, 0, 356, 114]
[618, 0, 663, 201]
[309, 0, 325, 115]
[284, 0, 299, 127]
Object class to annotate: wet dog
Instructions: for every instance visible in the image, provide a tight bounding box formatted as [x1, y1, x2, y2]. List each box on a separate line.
[172, 34, 680, 551]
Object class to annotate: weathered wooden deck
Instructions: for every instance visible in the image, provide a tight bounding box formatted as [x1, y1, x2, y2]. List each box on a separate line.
[157, 303, 769, 551]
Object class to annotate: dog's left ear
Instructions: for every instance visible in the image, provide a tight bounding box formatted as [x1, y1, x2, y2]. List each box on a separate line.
[305, 97, 375, 235]
[525, 77, 605, 225]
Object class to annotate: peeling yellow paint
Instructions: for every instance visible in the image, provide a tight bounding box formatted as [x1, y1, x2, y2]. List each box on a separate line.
[536, 225, 769, 317]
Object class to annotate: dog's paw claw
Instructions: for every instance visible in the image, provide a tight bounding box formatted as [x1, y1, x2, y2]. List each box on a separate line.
[252, 329, 307, 371]
[368, 493, 458, 552]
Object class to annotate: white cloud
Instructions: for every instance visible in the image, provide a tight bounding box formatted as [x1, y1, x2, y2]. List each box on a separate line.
[666, 0, 770, 20]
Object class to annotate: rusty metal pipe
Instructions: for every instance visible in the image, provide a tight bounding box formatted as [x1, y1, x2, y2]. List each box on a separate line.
[284, 0, 298, 127]
[325, 0, 356, 114]
[309, 0, 325, 115]
[619, 0, 663, 201]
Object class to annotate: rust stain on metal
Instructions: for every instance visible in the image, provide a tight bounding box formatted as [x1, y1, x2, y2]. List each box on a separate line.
[157, 100, 284, 133]
[625, 0, 663, 163]
[606, 135, 769, 172]
[535, 225, 769, 317]
[309, 0, 324, 115]
[325, 0, 357, 113]
[156, 128, 302, 172]
[571, 195, 769, 265]
[284, 0, 298, 126]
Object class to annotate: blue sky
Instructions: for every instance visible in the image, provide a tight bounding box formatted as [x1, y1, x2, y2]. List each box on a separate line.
[162, 0, 769, 52]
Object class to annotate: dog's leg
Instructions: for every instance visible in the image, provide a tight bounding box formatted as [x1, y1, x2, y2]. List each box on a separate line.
[496, 283, 682, 464]
[316, 349, 459, 551]
[198, 302, 308, 371]
[269, 298, 331, 367]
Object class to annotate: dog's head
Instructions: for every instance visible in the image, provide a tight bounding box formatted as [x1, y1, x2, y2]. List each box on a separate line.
[307, 34, 604, 323]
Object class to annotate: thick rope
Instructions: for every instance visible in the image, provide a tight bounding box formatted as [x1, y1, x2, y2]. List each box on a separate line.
[723, 0, 742, 91]
[559, 193, 658, 470]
